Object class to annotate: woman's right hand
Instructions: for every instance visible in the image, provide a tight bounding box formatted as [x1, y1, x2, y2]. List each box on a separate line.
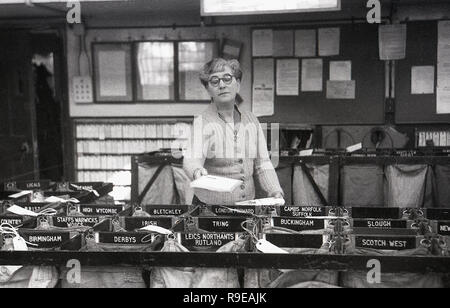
[194, 168, 208, 179]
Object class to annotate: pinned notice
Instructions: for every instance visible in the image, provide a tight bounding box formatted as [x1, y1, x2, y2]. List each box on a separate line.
[190, 175, 243, 193]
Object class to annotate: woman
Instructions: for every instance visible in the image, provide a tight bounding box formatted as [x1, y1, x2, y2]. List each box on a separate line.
[183, 58, 283, 205]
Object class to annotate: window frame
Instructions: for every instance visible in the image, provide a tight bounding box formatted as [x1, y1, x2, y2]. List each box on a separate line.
[91, 39, 219, 104]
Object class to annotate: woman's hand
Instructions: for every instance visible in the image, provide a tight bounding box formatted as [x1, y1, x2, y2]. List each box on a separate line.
[193, 168, 208, 180]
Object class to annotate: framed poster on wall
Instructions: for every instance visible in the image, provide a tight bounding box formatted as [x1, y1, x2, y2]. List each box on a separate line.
[93, 43, 133, 103]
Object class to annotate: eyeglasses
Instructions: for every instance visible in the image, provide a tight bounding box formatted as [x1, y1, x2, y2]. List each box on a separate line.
[208, 74, 234, 87]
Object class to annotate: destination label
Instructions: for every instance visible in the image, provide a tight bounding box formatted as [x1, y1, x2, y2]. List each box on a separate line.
[280, 206, 326, 217]
[79, 205, 123, 216]
[353, 219, 407, 229]
[144, 205, 188, 216]
[197, 217, 246, 232]
[437, 221, 450, 236]
[427, 209, 450, 220]
[20, 232, 70, 248]
[351, 208, 400, 219]
[5, 180, 52, 191]
[273, 217, 324, 231]
[124, 217, 173, 231]
[52, 216, 101, 228]
[264, 234, 324, 249]
[210, 205, 256, 216]
[355, 236, 416, 250]
[98, 232, 156, 244]
[0, 216, 24, 227]
[181, 233, 236, 248]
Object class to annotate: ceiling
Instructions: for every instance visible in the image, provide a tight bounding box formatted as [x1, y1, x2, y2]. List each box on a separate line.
[0, 0, 448, 23]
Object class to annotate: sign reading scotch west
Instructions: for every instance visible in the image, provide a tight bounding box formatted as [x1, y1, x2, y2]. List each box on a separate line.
[143, 205, 188, 216]
[180, 233, 237, 249]
[98, 232, 156, 245]
[51, 216, 101, 228]
[197, 217, 246, 232]
[355, 236, 416, 250]
[280, 206, 326, 217]
[124, 217, 173, 231]
[20, 232, 70, 249]
[353, 219, 407, 229]
[272, 217, 325, 231]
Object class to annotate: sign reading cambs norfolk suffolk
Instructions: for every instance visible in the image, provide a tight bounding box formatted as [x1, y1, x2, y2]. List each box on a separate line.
[280, 206, 326, 217]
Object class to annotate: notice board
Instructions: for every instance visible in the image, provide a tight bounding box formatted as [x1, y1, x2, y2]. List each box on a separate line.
[396, 21, 450, 123]
[255, 23, 385, 125]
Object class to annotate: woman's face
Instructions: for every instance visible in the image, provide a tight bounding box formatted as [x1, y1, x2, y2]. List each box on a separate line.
[206, 66, 241, 106]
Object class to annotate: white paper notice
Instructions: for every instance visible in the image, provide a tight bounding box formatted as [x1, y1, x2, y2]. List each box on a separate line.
[273, 30, 294, 57]
[438, 21, 450, 113]
[411, 66, 435, 94]
[301, 59, 323, 92]
[8, 191, 32, 199]
[379, 24, 407, 60]
[253, 58, 274, 86]
[276, 59, 299, 96]
[437, 87, 450, 114]
[330, 61, 352, 81]
[190, 175, 243, 193]
[318, 27, 340, 56]
[253, 29, 273, 56]
[253, 85, 274, 117]
[326, 80, 356, 99]
[253, 58, 275, 116]
[295, 29, 316, 57]
[139, 225, 173, 235]
[98, 50, 127, 96]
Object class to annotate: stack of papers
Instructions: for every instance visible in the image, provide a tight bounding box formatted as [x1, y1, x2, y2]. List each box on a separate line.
[190, 175, 243, 193]
[235, 197, 285, 206]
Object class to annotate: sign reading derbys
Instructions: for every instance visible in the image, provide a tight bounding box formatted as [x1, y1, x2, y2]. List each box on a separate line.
[52, 216, 101, 228]
[355, 236, 416, 250]
[144, 205, 188, 216]
[20, 232, 70, 248]
[78, 205, 123, 216]
[353, 219, 407, 229]
[280, 206, 325, 217]
[98, 232, 155, 245]
[210, 205, 256, 216]
[0, 215, 23, 227]
[197, 217, 246, 232]
[181, 233, 236, 249]
[124, 217, 173, 231]
[272, 217, 325, 231]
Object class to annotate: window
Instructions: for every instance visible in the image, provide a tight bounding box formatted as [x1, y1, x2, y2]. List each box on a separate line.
[178, 41, 216, 101]
[136, 42, 175, 100]
[92, 40, 218, 103]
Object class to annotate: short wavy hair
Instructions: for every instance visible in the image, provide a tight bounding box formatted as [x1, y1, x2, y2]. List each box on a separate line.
[199, 58, 243, 87]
